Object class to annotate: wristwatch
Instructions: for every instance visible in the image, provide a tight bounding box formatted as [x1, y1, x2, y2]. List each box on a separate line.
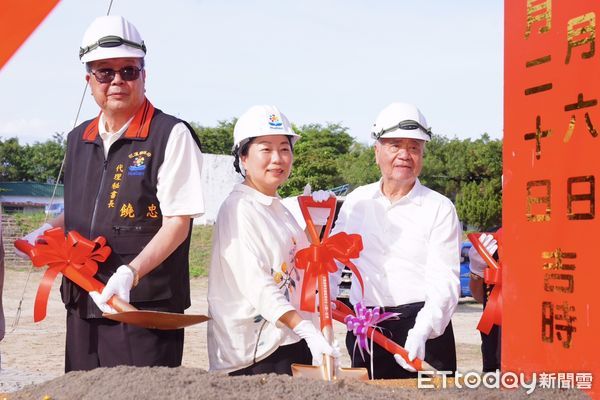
[125, 264, 140, 287]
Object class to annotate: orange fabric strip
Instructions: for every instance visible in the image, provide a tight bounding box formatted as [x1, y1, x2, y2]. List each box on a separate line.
[0, 0, 60, 71]
[124, 99, 155, 139]
[82, 113, 101, 141]
[82, 99, 155, 141]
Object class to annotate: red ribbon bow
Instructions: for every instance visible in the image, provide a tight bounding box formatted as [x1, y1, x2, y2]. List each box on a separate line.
[15, 227, 111, 322]
[295, 232, 364, 312]
[467, 231, 503, 334]
[294, 196, 421, 370]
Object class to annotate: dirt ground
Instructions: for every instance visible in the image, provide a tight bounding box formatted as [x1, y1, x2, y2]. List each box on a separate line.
[7, 366, 590, 400]
[1, 266, 565, 399]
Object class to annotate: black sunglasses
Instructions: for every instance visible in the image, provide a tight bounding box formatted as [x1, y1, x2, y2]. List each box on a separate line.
[90, 66, 142, 84]
[373, 119, 432, 140]
[79, 35, 147, 59]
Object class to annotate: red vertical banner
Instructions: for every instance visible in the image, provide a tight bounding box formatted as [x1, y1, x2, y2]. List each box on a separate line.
[0, 0, 60, 71]
[504, 0, 599, 397]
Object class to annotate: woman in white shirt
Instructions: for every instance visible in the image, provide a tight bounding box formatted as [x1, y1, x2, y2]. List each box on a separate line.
[207, 105, 337, 375]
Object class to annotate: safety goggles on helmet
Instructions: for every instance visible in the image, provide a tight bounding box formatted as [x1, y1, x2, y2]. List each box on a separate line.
[79, 35, 146, 60]
[372, 119, 432, 140]
[89, 66, 142, 84]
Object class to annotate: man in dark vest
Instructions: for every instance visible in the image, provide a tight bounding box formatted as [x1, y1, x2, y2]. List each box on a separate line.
[17, 15, 204, 371]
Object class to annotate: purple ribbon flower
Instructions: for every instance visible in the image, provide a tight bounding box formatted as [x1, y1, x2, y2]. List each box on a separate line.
[344, 301, 399, 361]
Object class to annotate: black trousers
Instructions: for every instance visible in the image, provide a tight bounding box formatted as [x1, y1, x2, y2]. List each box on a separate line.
[65, 308, 184, 372]
[229, 340, 312, 376]
[481, 283, 501, 372]
[346, 302, 457, 379]
[481, 325, 501, 372]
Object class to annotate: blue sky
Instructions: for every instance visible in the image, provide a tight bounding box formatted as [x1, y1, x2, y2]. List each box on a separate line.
[0, 0, 503, 145]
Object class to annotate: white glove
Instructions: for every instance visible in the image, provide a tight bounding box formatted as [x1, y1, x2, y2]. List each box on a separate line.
[394, 353, 417, 373]
[293, 320, 340, 366]
[469, 233, 498, 277]
[15, 223, 52, 258]
[89, 291, 116, 314]
[395, 327, 428, 372]
[479, 233, 498, 256]
[312, 190, 334, 203]
[331, 339, 342, 370]
[94, 265, 135, 313]
[302, 184, 335, 225]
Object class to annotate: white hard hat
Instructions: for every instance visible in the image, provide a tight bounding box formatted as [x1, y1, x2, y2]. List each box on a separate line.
[80, 16, 146, 62]
[371, 102, 432, 142]
[233, 105, 300, 152]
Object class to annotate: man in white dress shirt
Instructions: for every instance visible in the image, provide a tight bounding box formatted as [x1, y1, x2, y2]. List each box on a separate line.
[332, 102, 461, 379]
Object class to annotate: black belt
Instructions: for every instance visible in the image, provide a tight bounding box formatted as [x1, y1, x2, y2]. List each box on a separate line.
[366, 301, 425, 317]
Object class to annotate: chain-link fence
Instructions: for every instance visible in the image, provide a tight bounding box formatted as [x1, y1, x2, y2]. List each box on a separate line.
[1, 215, 34, 267]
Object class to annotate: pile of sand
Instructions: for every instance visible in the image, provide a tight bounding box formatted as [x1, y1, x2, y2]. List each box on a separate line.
[8, 366, 587, 400]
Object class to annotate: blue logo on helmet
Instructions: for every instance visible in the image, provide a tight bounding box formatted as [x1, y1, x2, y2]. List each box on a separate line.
[268, 114, 283, 129]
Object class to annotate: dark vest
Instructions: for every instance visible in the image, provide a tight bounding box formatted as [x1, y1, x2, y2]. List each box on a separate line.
[61, 105, 201, 318]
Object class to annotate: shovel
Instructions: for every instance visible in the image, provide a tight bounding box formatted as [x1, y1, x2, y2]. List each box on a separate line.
[290, 196, 368, 381]
[15, 238, 209, 330]
[332, 299, 437, 372]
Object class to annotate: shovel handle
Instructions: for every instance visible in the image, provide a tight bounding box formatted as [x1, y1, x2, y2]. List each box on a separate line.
[467, 233, 500, 270]
[108, 295, 137, 313]
[297, 196, 336, 243]
[14, 239, 34, 257]
[332, 300, 427, 372]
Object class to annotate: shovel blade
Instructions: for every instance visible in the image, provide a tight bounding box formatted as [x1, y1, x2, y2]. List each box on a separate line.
[103, 310, 209, 330]
[292, 364, 329, 380]
[291, 363, 369, 381]
[335, 367, 369, 381]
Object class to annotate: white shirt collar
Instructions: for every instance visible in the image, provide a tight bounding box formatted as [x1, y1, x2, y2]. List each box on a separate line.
[233, 183, 280, 206]
[98, 113, 135, 142]
[98, 113, 136, 158]
[376, 178, 424, 206]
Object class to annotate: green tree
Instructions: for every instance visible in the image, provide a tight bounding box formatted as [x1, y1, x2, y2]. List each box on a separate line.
[0, 134, 66, 183]
[189, 119, 235, 155]
[420, 133, 502, 228]
[26, 133, 66, 183]
[337, 143, 380, 188]
[455, 178, 502, 230]
[421, 134, 501, 197]
[0, 137, 27, 181]
[279, 123, 353, 197]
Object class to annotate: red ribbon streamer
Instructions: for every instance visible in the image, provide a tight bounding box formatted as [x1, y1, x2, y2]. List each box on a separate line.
[478, 266, 502, 334]
[467, 232, 503, 334]
[14, 227, 111, 322]
[295, 232, 364, 312]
